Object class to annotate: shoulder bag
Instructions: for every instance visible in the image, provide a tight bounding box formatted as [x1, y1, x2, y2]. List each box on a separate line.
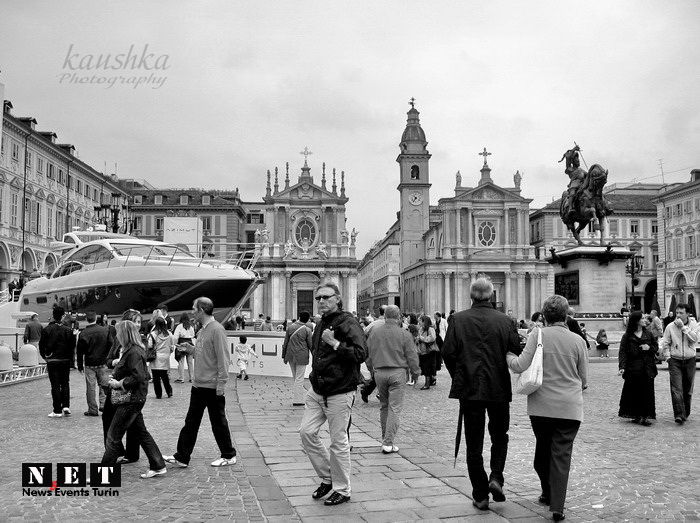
[515, 327, 543, 395]
[146, 334, 157, 362]
[111, 388, 132, 405]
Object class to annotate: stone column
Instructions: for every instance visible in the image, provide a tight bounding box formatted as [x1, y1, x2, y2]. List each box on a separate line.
[467, 209, 474, 246]
[517, 272, 526, 320]
[443, 272, 452, 314]
[347, 273, 358, 314]
[284, 271, 292, 320]
[529, 273, 537, 320]
[454, 271, 462, 312]
[504, 207, 510, 247]
[505, 271, 513, 311]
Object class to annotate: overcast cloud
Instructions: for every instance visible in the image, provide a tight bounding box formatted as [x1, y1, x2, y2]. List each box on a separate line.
[1, 0, 698, 255]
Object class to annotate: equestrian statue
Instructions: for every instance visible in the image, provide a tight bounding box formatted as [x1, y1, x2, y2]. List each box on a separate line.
[559, 144, 613, 245]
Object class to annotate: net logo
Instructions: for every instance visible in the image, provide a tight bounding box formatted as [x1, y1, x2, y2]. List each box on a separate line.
[22, 463, 121, 497]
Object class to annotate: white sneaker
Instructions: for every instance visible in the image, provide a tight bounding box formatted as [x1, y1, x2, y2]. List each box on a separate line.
[140, 467, 167, 479]
[381, 445, 399, 454]
[48, 412, 63, 418]
[62, 408, 71, 416]
[211, 457, 237, 467]
[406, 380, 415, 386]
[163, 455, 188, 468]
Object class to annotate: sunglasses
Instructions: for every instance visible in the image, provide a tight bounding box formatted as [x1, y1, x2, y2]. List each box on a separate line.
[315, 294, 336, 301]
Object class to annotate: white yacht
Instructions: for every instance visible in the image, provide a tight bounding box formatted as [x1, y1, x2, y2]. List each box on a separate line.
[19, 237, 262, 323]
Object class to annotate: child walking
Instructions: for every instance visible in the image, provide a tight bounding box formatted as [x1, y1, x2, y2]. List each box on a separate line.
[596, 328, 609, 358]
[234, 336, 258, 380]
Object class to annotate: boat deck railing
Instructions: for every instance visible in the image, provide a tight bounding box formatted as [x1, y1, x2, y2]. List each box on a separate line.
[53, 243, 262, 278]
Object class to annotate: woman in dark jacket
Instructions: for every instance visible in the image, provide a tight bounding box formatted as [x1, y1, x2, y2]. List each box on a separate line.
[102, 320, 167, 478]
[417, 316, 437, 390]
[618, 311, 658, 425]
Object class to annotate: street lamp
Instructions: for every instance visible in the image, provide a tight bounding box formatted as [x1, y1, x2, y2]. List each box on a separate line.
[626, 253, 644, 311]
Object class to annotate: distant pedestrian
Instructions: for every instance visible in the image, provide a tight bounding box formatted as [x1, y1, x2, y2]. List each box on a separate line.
[39, 307, 77, 418]
[234, 335, 257, 380]
[300, 281, 367, 506]
[527, 312, 544, 334]
[164, 297, 237, 468]
[173, 313, 196, 383]
[23, 313, 43, 348]
[660, 303, 699, 424]
[621, 303, 630, 327]
[417, 316, 438, 390]
[442, 277, 521, 511]
[261, 316, 274, 331]
[77, 311, 112, 416]
[595, 329, 609, 357]
[566, 309, 589, 348]
[618, 311, 658, 425]
[159, 305, 174, 332]
[366, 305, 420, 454]
[360, 305, 387, 402]
[282, 311, 313, 405]
[147, 317, 175, 399]
[506, 294, 588, 522]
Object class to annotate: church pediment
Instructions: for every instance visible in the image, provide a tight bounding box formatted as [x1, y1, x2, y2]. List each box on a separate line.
[272, 180, 341, 202]
[454, 183, 525, 202]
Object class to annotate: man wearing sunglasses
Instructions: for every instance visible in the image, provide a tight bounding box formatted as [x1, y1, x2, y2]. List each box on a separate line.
[299, 281, 367, 506]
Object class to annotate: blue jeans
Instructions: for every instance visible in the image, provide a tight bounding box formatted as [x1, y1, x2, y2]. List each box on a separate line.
[102, 401, 165, 470]
[173, 387, 236, 464]
[667, 357, 696, 420]
[84, 366, 108, 414]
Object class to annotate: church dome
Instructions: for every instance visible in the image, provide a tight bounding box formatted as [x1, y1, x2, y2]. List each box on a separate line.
[401, 107, 427, 144]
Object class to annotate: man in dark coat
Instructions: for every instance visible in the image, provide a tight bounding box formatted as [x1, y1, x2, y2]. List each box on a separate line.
[77, 310, 112, 416]
[442, 277, 521, 511]
[39, 307, 77, 417]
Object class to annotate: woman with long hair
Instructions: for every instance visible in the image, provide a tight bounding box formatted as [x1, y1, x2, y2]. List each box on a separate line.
[102, 320, 167, 478]
[618, 311, 658, 425]
[102, 309, 142, 464]
[417, 315, 437, 390]
[173, 312, 196, 383]
[507, 295, 588, 521]
[147, 317, 175, 399]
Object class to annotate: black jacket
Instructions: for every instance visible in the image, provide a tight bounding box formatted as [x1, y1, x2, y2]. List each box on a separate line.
[112, 343, 150, 403]
[309, 309, 367, 398]
[39, 320, 76, 363]
[442, 301, 521, 402]
[77, 323, 112, 370]
[566, 316, 589, 348]
[619, 328, 658, 379]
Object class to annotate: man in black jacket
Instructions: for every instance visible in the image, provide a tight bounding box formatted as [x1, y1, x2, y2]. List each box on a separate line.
[77, 311, 112, 416]
[442, 277, 521, 511]
[39, 307, 77, 418]
[299, 281, 367, 507]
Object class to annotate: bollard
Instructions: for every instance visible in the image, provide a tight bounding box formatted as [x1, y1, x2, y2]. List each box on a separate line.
[18, 343, 39, 367]
[0, 344, 13, 371]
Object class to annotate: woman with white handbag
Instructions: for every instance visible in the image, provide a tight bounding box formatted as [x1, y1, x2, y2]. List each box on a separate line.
[506, 295, 588, 522]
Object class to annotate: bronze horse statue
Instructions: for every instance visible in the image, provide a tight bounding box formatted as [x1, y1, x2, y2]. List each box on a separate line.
[560, 164, 612, 245]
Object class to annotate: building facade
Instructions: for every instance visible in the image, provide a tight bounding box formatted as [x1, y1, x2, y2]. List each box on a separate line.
[530, 182, 662, 312]
[244, 158, 359, 321]
[652, 170, 700, 316]
[392, 105, 550, 320]
[0, 86, 128, 291]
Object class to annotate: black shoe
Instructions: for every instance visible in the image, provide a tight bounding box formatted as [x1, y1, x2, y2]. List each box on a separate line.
[539, 493, 550, 505]
[244, 375, 249, 380]
[632, 417, 640, 424]
[324, 491, 350, 506]
[430, 378, 437, 386]
[640, 418, 652, 426]
[292, 402, 305, 406]
[84, 411, 99, 417]
[311, 482, 333, 499]
[675, 416, 685, 424]
[553, 511, 565, 521]
[420, 385, 430, 390]
[360, 389, 369, 403]
[472, 498, 489, 510]
[488, 480, 505, 502]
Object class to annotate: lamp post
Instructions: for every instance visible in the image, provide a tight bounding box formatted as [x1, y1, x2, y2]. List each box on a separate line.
[626, 253, 644, 311]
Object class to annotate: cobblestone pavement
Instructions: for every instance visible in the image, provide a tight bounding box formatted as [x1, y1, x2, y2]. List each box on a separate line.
[1, 360, 698, 522]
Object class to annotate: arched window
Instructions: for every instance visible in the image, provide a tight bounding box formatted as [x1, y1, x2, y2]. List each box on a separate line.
[478, 221, 496, 247]
[295, 218, 317, 247]
[410, 165, 420, 179]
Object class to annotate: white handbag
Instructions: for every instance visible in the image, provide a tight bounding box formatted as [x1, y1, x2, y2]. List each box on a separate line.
[515, 327, 543, 395]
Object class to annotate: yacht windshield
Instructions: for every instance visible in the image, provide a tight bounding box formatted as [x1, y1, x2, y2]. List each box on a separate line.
[110, 243, 194, 258]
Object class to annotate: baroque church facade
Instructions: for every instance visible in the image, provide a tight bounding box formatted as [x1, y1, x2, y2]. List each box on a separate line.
[396, 105, 551, 320]
[245, 155, 359, 321]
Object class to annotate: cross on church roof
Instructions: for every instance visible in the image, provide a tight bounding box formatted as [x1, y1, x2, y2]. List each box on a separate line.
[479, 147, 492, 166]
[299, 147, 313, 166]
[409, 97, 416, 108]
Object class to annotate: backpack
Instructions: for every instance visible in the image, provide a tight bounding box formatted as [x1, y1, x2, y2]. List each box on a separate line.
[146, 334, 157, 362]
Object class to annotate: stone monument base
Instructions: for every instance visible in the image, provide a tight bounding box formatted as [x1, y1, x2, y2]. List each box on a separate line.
[548, 245, 633, 336]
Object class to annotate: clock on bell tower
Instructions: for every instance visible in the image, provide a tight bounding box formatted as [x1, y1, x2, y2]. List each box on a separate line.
[397, 99, 431, 268]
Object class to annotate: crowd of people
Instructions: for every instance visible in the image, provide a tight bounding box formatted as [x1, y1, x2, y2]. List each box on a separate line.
[30, 277, 697, 521]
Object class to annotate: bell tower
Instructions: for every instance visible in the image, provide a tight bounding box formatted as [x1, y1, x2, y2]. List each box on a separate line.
[397, 99, 431, 268]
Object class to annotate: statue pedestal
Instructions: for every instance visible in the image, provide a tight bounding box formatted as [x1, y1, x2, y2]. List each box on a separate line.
[548, 245, 633, 335]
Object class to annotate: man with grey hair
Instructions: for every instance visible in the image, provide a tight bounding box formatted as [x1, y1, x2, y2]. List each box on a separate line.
[442, 277, 521, 511]
[366, 305, 420, 453]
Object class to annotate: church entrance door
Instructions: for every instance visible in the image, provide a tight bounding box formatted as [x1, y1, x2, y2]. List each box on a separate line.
[297, 290, 313, 317]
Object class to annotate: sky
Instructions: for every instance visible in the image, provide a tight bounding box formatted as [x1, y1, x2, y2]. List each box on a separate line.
[1, 0, 699, 256]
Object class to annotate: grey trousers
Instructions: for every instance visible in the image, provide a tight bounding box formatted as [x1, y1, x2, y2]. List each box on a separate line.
[374, 368, 407, 447]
